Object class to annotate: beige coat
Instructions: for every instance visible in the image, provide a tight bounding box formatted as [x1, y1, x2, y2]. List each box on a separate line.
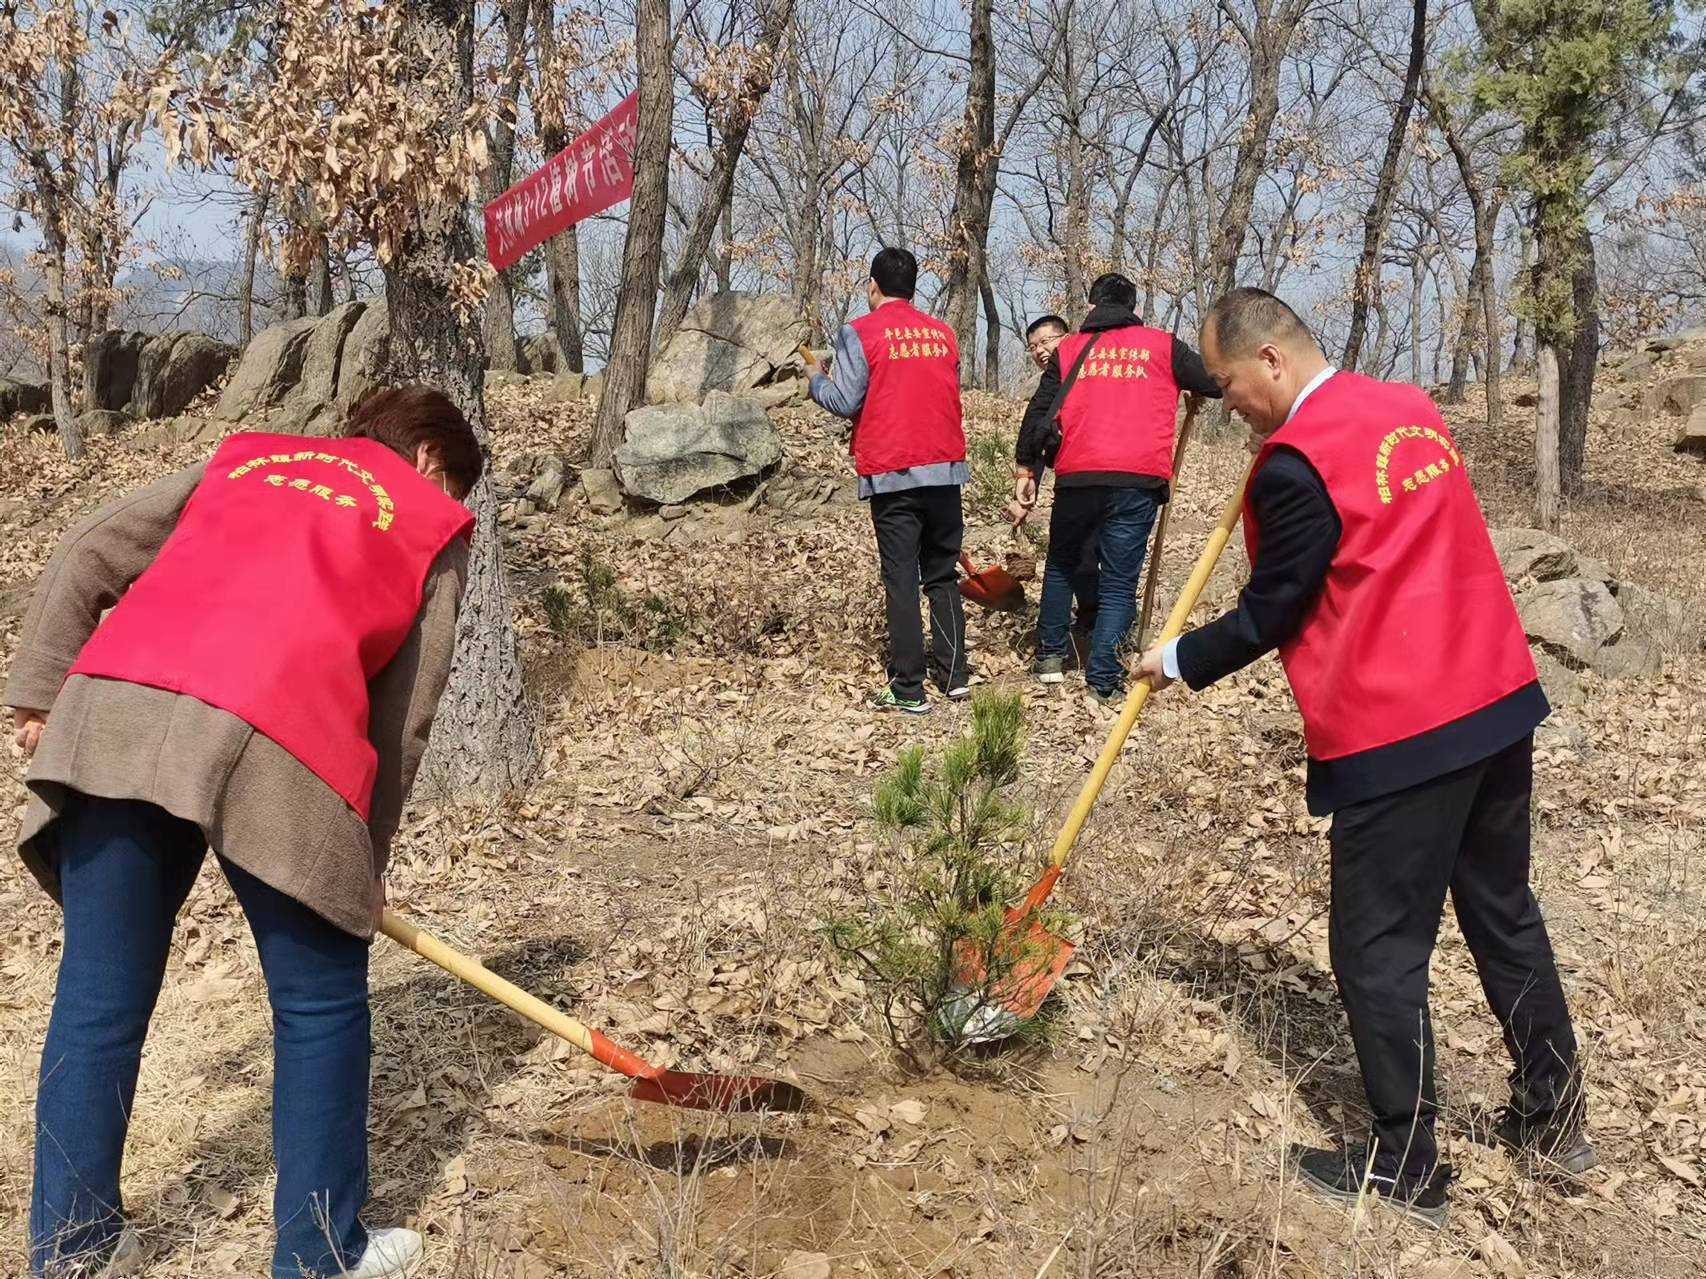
[4, 462, 467, 938]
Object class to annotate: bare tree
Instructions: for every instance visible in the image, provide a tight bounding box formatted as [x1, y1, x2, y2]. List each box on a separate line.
[589, 0, 673, 465]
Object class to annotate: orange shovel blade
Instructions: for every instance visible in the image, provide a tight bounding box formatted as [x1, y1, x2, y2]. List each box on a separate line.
[952, 915, 1075, 1023]
[628, 1071, 812, 1113]
[958, 553, 1026, 611]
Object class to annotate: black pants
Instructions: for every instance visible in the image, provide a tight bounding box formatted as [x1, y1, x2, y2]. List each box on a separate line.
[1329, 734, 1579, 1179]
[869, 484, 967, 699]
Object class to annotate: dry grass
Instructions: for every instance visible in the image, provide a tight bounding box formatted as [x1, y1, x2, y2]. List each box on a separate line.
[1, 355, 1704, 1277]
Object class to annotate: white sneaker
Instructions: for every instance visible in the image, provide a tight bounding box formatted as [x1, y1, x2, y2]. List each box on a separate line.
[338, 1227, 423, 1278]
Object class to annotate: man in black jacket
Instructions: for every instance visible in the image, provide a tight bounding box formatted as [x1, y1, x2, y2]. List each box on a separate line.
[1013, 274, 1219, 701]
[1138, 287, 1591, 1228]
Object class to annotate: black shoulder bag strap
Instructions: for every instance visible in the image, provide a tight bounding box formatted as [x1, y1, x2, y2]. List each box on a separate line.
[1038, 330, 1105, 466]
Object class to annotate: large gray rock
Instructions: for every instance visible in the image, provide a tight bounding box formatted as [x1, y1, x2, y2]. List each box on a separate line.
[1532, 649, 1585, 708]
[0, 377, 48, 419]
[334, 302, 390, 417]
[1593, 636, 1662, 680]
[1490, 528, 1578, 584]
[645, 292, 809, 405]
[289, 300, 367, 430]
[215, 315, 319, 422]
[87, 330, 147, 411]
[1646, 328, 1706, 354]
[1678, 404, 1706, 456]
[615, 392, 783, 504]
[133, 333, 235, 418]
[1648, 375, 1706, 418]
[516, 334, 559, 376]
[1613, 580, 1700, 651]
[1517, 578, 1624, 666]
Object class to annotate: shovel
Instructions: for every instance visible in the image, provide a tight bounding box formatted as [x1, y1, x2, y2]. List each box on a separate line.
[958, 550, 1026, 611]
[381, 909, 810, 1113]
[1136, 395, 1204, 647]
[945, 459, 1256, 1044]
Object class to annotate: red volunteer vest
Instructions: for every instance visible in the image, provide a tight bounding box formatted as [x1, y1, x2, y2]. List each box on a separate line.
[847, 300, 965, 477]
[69, 432, 474, 818]
[1248, 371, 1536, 762]
[1052, 325, 1181, 479]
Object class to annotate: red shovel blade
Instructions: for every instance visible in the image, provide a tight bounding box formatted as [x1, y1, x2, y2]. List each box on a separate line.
[628, 1071, 813, 1114]
[958, 553, 1026, 611]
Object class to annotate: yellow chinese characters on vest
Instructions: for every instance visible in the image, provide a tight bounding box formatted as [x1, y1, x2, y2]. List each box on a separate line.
[882, 324, 952, 360]
[1081, 346, 1151, 381]
[1374, 426, 1464, 506]
[226, 450, 397, 531]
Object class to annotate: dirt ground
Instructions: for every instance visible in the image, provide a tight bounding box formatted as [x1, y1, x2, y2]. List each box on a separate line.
[1, 358, 1704, 1278]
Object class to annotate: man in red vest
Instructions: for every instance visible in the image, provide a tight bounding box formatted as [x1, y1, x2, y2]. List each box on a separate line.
[803, 247, 969, 713]
[7, 387, 479, 1278]
[1012, 273, 1219, 703]
[1138, 288, 1591, 1226]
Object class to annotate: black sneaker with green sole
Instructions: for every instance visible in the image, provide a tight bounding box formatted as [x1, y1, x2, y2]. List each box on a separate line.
[869, 687, 930, 715]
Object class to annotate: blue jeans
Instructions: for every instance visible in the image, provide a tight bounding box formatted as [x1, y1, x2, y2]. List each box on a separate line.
[31, 795, 370, 1279]
[1037, 485, 1160, 695]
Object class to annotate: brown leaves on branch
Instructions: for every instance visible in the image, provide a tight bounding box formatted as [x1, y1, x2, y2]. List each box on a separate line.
[152, 0, 497, 309]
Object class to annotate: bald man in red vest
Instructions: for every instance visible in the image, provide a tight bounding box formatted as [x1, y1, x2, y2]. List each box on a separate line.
[1138, 288, 1591, 1227]
[804, 246, 969, 713]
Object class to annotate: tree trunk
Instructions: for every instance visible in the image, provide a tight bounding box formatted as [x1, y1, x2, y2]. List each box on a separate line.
[940, 0, 995, 385]
[390, 0, 537, 794]
[1210, 2, 1299, 299]
[1480, 193, 1504, 429]
[980, 273, 1000, 390]
[1535, 342, 1561, 531]
[545, 225, 585, 373]
[241, 177, 273, 345]
[590, 0, 673, 464]
[1559, 228, 1598, 494]
[45, 241, 82, 460]
[532, 0, 584, 374]
[313, 239, 334, 317]
[1342, 0, 1427, 369]
[656, 0, 793, 351]
[716, 199, 734, 290]
[481, 0, 529, 373]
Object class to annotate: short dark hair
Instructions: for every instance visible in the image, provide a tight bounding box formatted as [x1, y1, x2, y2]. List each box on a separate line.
[1204, 287, 1319, 359]
[344, 385, 484, 498]
[870, 247, 918, 300]
[1087, 272, 1137, 310]
[1026, 314, 1069, 340]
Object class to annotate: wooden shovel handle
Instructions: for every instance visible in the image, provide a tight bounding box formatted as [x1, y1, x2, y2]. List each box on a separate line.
[1136, 396, 1204, 646]
[380, 908, 659, 1080]
[1044, 457, 1255, 873]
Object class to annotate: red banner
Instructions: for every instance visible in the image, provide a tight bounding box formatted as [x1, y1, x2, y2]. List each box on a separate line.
[483, 91, 638, 271]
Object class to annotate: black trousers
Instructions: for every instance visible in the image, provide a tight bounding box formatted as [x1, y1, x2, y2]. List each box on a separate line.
[869, 484, 967, 699]
[1329, 734, 1579, 1178]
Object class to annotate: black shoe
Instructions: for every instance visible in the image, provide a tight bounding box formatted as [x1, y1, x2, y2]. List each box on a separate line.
[1492, 1107, 1599, 1177]
[1293, 1144, 1451, 1228]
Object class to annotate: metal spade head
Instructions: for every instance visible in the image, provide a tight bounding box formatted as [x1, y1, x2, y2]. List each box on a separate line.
[627, 1071, 813, 1114]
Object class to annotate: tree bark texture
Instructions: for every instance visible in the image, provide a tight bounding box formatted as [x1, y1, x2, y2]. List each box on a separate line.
[241, 176, 273, 346]
[1535, 343, 1561, 532]
[1341, 0, 1427, 370]
[590, 0, 673, 465]
[482, 0, 530, 372]
[1560, 228, 1598, 494]
[940, 0, 996, 386]
[389, 0, 538, 795]
[1210, 0, 1305, 299]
